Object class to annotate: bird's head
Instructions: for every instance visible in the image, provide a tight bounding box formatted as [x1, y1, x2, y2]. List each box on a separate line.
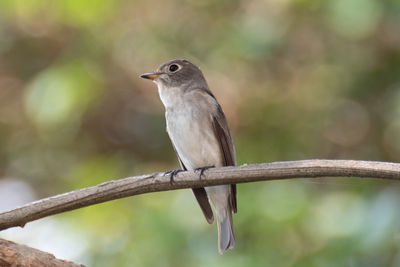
[140, 59, 207, 88]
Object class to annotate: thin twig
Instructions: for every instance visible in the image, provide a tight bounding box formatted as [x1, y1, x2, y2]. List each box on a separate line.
[0, 159, 399, 231]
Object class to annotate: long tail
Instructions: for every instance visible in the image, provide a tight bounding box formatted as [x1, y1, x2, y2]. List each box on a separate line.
[205, 185, 235, 254]
[216, 208, 235, 254]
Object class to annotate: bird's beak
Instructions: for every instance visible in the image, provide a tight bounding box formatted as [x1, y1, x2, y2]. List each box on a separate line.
[140, 72, 162, 80]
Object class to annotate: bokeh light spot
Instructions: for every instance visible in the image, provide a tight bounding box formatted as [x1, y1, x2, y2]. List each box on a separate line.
[325, 0, 382, 39]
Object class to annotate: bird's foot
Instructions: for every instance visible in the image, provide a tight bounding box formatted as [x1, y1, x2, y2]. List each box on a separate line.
[195, 165, 215, 179]
[164, 169, 184, 184]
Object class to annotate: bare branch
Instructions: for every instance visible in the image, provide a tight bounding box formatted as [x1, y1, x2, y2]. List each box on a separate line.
[0, 238, 84, 267]
[0, 159, 399, 231]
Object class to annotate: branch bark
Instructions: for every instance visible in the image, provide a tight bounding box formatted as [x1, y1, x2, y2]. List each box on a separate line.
[1, 159, 399, 231]
[0, 238, 84, 267]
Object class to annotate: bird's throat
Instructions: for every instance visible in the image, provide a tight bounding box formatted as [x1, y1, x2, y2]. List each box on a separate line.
[157, 83, 184, 109]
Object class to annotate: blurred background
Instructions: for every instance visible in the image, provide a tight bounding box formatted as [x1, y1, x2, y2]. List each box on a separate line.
[0, 0, 400, 266]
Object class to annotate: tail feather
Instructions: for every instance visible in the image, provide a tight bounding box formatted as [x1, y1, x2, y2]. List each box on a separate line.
[217, 210, 235, 254]
[205, 185, 235, 254]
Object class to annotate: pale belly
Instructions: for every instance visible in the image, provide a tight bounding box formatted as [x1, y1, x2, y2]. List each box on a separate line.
[166, 109, 222, 170]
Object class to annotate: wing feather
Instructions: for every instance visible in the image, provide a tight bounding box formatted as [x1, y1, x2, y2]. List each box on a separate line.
[212, 104, 237, 213]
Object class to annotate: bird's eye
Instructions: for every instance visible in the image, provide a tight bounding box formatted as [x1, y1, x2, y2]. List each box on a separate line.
[169, 64, 179, 72]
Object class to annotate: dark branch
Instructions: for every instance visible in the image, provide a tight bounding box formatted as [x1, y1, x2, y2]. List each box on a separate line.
[0, 159, 399, 231]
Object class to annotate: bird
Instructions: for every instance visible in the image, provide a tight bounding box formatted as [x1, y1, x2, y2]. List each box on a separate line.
[140, 59, 237, 254]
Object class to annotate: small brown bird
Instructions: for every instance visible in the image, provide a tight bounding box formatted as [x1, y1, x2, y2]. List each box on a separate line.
[141, 59, 237, 254]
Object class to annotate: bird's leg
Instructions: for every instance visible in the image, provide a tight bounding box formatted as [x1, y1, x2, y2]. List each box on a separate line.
[195, 165, 215, 180]
[164, 169, 184, 184]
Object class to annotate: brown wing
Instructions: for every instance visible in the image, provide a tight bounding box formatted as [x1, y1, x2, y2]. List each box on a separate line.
[212, 105, 237, 213]
[171, 143, 214, 224]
